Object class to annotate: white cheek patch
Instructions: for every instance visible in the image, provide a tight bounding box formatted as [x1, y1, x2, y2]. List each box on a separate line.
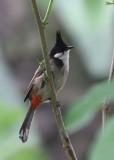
[54, 52, 63, 58]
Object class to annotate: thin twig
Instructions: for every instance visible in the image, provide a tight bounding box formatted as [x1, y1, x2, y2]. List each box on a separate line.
[102, 49, 114, 132]
[108, 50, 114, 82]
[30, 0, 77, 159]
[43, 0, 53, 25]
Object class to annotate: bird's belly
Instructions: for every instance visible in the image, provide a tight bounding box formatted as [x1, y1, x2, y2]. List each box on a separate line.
[54, 71, 68, 94]
[54, 78, 64, 92]
[36, 84, 50, 102]
[34, 70, 68, 101]
[37, 78, 64, 101]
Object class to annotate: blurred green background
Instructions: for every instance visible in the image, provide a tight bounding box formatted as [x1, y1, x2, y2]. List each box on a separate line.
[0, 0, 114, 160]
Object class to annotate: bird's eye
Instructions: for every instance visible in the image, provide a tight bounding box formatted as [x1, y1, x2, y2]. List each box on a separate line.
[56, 51, 60, 53]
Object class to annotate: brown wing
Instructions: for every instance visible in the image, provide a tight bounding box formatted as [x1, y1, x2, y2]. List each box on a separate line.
[24, 60, 45, 102]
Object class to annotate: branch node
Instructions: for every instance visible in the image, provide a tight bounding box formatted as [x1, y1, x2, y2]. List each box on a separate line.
[104, 103, 110, 116]
[42, 22, 46, 29]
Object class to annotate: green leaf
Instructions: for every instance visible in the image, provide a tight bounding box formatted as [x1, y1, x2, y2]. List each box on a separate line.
[0, 100, 22, 135]
[88, 117, 114, 160]
[65, 80, 114, 133]
[106, 1, 114, 5]
[5, 147, 50, 160]
[0, 135, 50, 160]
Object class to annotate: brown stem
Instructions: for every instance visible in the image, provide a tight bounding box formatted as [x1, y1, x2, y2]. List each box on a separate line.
[30, 0, 77, 159]
[102, 102, 110, 132]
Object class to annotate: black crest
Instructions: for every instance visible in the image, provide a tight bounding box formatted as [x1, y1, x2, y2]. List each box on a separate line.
[50, 31, 68, 58]
[56, 31, 68, 51]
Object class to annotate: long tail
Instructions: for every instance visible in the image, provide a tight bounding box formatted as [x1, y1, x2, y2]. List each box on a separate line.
[19, 107, 36, 143]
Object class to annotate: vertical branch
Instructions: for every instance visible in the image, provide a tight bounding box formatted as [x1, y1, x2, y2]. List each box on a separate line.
[102, 49, 114, 132]
[30, 0, 77, 160]
[108, 50, 114, 82]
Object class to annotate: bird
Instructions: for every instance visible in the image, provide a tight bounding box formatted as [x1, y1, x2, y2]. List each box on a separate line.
[19, 31, 74, 143]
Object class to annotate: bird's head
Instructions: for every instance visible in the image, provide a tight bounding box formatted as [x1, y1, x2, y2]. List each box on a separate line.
[50, 31, 74, 61]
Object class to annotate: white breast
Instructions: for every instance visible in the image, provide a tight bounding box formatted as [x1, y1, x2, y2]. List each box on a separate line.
[54, 52, 70, 94]
[59, 50, 70, 72]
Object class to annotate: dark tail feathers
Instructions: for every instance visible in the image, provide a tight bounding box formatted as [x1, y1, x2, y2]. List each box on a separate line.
[19, 108, 35, 143]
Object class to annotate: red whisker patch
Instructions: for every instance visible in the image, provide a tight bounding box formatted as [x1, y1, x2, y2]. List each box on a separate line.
[56, 51, 60, 53]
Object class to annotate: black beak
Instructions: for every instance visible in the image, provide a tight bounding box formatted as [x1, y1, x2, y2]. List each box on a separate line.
[66, 46, 74, 51]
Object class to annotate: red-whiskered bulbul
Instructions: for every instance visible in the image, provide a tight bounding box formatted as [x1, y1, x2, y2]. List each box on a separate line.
[19, 31, 74, 143]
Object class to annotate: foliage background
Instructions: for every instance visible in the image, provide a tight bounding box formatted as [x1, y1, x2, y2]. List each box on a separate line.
[0, 0, 114, 160]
